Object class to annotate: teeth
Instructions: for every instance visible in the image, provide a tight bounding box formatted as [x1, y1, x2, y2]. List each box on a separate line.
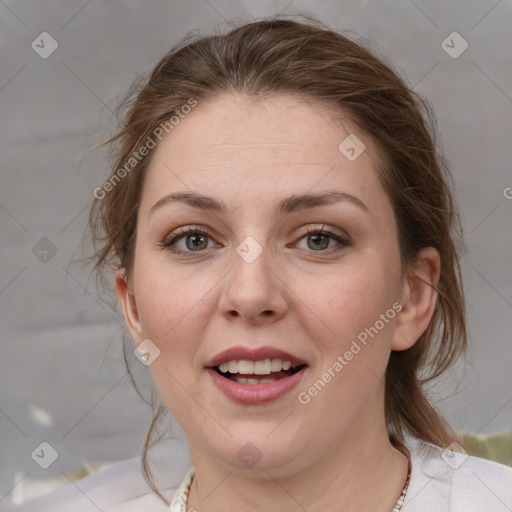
[238, 360, 254, 374]
[254, 359, 271, 374]
[234, 376, 278, 385]
[217, 358, 297, 375]
[271, 359, 282, 372]
[235, 377, 261, 385]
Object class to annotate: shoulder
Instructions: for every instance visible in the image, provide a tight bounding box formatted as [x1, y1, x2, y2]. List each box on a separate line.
[6, 454, 188, 512]
[5, 437, 193, 512]
[406, 438, 512, 511]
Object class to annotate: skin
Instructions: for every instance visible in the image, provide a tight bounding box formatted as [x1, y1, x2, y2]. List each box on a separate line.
[115, 93, 441, 511]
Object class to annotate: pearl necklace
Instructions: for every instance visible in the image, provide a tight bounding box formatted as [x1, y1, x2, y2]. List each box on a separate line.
[170, 458, 412, 512]
[392, 456, 412, 511]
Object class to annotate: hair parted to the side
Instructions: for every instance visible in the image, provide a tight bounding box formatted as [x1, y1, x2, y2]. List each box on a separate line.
[86, 14, 467, 506]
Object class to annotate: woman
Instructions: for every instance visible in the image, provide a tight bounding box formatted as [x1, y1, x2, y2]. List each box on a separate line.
[16, 15, 512, 512]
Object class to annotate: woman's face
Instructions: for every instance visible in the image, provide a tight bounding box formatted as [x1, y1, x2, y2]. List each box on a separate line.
[117, 93, 414, 474]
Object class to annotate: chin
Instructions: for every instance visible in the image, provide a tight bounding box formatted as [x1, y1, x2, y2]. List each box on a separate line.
[205, 426, 312, 474]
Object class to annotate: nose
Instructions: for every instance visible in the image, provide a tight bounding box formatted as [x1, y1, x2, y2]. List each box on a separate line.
[218, 237, 289, 325]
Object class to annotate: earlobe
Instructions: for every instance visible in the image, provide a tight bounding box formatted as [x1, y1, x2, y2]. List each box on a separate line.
[115, 268, 143, 342]
[391, 247, 441, 351]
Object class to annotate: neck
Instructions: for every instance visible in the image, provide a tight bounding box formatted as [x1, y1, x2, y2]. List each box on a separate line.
[186, 393, 409, 511]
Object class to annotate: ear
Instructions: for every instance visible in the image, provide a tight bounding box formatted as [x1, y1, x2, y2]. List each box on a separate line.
[115, 268, 144, 344]
[391, 247, 441, 351]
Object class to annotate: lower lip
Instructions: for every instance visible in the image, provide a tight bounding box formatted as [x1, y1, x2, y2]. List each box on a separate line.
[206, 367, 307, 405]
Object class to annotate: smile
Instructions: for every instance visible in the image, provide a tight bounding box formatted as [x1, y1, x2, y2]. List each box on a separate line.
[215, 358, 305, 385]
[205, 346, 309, 404]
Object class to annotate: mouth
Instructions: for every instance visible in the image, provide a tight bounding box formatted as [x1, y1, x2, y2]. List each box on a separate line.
[213, 358, 306, 385]
[205, 346, 309, 404]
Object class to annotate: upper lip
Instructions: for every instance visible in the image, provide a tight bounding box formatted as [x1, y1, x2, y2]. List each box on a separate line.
[205, 346, 308, 368]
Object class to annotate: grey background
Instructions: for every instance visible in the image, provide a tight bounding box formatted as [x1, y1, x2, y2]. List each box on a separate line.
[1, 0, 511, 507]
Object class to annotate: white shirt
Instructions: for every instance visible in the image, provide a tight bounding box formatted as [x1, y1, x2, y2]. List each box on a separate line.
[7, 438, 512, 511]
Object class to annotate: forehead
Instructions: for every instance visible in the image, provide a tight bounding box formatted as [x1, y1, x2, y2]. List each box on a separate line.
[154, 93, 378, 162]
[140, 93, 386, 215]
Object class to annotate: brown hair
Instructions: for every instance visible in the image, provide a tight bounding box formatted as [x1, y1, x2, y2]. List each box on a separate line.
[87, 14, 467, 506]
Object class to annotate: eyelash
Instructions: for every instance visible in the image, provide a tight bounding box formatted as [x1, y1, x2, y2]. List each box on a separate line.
[159, 225, 352, 257]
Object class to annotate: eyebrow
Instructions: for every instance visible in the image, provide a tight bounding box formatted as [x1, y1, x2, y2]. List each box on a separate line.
[148, 190, 370, 218]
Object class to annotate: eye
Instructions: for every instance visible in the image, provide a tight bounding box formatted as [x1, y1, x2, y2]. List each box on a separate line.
[160, 226, 216, 256]
[294, 226, 351, 252]
[159, 224, 351, 257]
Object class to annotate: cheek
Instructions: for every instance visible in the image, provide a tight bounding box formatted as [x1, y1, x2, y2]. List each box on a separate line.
[306, 259, 400, 360]
[133, 249, 204, 337]
[296, 263, 400, 419]
[131, 263, 196, 374]
[132, 255, 222, 387]
[133, 267, 207, 414]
